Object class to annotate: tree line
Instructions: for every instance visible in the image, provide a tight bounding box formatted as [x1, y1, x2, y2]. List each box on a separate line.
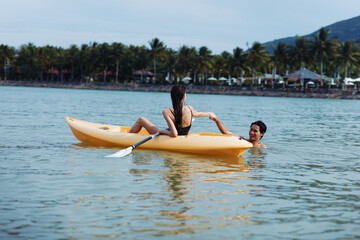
[1, 28, 360, 86]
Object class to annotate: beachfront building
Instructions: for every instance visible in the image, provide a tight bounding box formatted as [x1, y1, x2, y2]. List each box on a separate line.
[133, 70, 156, 83]
[353, 78, 360, 89]
[284, 68, 322, 88]
[243, 77, 260, 86]
[322, 76, 338, 88]
[261, 74, 283, 87]
[228, 77, 239, 85]
[344, 78, 354, 87]
[342, 77, 360, 89]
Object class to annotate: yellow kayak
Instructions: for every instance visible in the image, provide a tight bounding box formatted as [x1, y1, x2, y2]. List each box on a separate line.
[66, 117, 253, 157]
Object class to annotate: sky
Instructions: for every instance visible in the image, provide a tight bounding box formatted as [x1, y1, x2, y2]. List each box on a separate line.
[1, 0, 360, 54]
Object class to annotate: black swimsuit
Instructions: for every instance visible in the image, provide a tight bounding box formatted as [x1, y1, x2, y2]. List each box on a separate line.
[169, 106, 192, 136]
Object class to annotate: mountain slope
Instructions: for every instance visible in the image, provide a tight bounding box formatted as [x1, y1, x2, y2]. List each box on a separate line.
[262, 15, 360, 54]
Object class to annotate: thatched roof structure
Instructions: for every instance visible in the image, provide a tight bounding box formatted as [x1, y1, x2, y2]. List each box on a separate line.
[133, 70, 155, 77]
[284, 68, 322, 82]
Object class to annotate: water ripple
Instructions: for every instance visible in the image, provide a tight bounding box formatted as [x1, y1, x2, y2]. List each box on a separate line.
[1, 87, 360, 239]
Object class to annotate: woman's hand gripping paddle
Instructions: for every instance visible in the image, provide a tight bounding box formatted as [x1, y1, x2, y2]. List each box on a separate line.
[105, 132, 160, 157]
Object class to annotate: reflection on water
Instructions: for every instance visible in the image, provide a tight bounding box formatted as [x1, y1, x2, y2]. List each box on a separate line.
[247, 147, 267, 158]
[246, 148, 267, 170]
[127, 150, 259, 236]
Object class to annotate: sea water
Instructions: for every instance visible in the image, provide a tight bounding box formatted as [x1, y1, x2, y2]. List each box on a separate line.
[0, 86, 359, 239]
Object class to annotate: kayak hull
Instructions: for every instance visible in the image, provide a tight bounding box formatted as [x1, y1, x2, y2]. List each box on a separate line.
[66, 117, 253, 157]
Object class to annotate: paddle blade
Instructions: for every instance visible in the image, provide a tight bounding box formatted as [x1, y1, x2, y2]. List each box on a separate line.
[105, 147, 133, 158]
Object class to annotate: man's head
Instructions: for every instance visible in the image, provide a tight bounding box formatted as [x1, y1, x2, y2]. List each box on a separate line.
[249, 121, 267, 140]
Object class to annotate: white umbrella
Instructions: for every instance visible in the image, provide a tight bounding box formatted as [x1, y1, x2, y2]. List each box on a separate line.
[219, 77, 227, 81]
[307, 81, 315, 85]
[182, 76, 191, 84]
[352, 77, 360, 82]
[207, 76, 217, 81]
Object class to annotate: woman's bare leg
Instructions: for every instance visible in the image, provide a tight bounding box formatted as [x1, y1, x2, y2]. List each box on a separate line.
[128, 117, 159, 134]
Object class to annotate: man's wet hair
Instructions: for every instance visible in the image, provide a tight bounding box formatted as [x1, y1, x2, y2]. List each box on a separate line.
[251, 121, 267, 139]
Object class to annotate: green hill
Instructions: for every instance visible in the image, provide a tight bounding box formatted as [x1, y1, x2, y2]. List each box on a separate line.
[262, 15, 360, 54]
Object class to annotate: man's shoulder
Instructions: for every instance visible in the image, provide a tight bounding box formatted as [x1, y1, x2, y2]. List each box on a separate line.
[258, 142, 267, 148]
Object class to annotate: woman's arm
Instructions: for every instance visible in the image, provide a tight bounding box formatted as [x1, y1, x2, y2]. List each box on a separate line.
[160, 109, 178, 137]
[188, 106, 216, 118]
[188, 106, 239, 136]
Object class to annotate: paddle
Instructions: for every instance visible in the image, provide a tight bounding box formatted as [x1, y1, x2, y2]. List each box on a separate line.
[105, 132, 160, 157]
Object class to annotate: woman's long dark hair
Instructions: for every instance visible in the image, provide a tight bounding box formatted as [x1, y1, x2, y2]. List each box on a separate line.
[171, 85, 186, 126]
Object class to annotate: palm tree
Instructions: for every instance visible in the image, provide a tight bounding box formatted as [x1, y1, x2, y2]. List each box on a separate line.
[309, 28, 338, 79]
[89, 42, 99, 82]
[164, 49, 178, 84]
[65, 45, 79, 83]
[97, 43, 111, 83]
[247, 42, 269, 78]
[111, 42, 125, 83]
[337, 41, 360, 78]
[271, 42, 290, 88]
[121, 46, 135, 82]
[17, 43, 38, 81]
[0, 44, 16, 81]
[126, 45, 151, 82]
[79, 44, 90, 84]
[288, 37, 311, 70]
[213, 51, 231, 83]
[131, 45, 150, 71]
[272, 42, 288, 76]
[47, 46, 58, 82]
[37, 46, 50, 82]
[56, 47, 67, 83]
[177, 45, 197, 80]
[197, 46, 213, 84]
[229, 47, 248, 85]
[148, 38, 165, 82]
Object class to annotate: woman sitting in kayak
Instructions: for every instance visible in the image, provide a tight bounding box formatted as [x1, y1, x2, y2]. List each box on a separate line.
[128, 85, 216, 137]
[210, 116, 267, 148]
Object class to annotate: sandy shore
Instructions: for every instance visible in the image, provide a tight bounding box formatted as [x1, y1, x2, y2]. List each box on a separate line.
[1, 80, 360, 100]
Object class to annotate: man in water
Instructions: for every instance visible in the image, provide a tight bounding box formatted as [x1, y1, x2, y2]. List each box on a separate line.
[209, 115, 267, 148]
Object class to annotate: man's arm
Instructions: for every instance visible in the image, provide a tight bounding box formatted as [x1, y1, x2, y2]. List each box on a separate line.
[211, 116, 240, 138]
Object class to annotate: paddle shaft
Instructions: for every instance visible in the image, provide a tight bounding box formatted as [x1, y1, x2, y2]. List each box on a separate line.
[131, 132, 160, 149]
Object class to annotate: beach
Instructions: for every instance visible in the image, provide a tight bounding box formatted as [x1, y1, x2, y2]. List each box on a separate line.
[1, 80, 360, 100]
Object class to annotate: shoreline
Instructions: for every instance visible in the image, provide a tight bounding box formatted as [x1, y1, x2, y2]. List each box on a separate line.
[1, 80, 360, 100]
